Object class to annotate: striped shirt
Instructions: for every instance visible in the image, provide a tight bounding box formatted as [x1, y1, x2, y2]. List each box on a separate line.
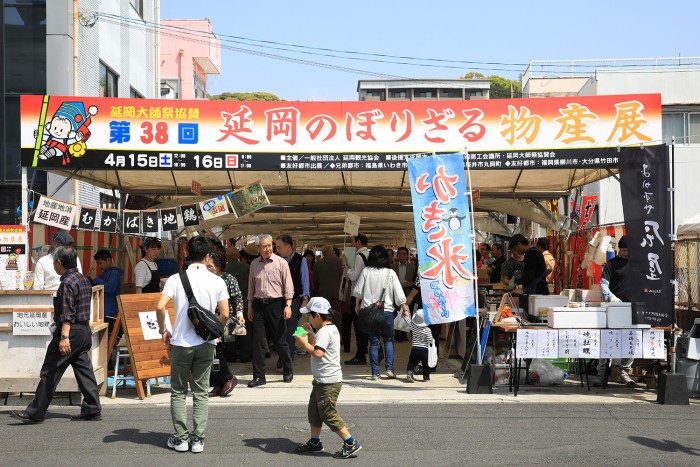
[410, 321, 434, 349]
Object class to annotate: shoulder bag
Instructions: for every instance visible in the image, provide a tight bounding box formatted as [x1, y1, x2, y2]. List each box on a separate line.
[356, 270, 390, 335]
[179, 271, 225, 341]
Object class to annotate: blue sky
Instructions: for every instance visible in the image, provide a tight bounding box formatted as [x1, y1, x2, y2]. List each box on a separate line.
[161, 0, 700, 101]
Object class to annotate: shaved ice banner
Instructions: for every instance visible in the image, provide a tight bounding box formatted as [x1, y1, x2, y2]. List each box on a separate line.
[408, 153, 476, 325]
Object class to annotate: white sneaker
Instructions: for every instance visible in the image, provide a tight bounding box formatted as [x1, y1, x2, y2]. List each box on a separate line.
[617, 369, 636, 387]
[190, 438, 204, 453]
[167, 436, 189, 452]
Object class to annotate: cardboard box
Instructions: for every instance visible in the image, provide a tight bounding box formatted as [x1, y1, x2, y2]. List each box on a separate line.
[529, 295, 570, 319]
[603, 302, 651, 329]
[547, 307, 606, 328]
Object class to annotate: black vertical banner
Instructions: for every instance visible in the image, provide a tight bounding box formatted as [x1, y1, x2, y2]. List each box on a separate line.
[619, 145, 672, 326]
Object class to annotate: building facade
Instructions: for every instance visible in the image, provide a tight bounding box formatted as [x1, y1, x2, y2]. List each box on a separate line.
[1, 0, 160, 222]
[159, 19, 220, 100]
[357, 78, 490, 101]
[522, 57, 700, 229]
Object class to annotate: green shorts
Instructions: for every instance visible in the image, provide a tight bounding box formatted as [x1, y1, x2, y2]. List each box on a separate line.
[308, 380, 344, 432]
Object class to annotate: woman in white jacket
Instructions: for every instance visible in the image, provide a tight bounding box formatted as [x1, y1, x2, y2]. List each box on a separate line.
[352, 245, 408, 380]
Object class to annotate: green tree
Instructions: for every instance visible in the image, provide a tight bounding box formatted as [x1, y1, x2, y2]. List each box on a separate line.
[461, 73, 522, 99]
[209, 91, 282, 101]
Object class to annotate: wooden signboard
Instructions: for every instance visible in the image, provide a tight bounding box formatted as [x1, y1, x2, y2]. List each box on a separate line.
[116, 293, 174, 400]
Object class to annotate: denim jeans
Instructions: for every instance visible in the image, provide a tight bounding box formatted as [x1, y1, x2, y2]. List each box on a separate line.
[369, 311, 394, 375]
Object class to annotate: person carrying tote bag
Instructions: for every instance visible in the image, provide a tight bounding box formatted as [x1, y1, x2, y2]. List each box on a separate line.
[352, 245, 408, 381]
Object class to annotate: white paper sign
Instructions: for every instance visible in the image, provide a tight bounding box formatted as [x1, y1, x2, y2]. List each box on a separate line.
[199, 195, 230, 221]
[643, 329, 665, 359]
[33, 195, 77, 230]
[536, 329, 559, 359]
[343, 212, 361, 236]
[558, 329, 578, 358]
[138, 311, 172, 340]
[516, 328, 538, 358]
[13, 311, 52, 335]
[600, 329, 622, 359]
[578, 329, 600, 359]
[621, 329, 643, 359]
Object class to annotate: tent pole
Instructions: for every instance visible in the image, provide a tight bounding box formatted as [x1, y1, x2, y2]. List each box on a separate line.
[464, 148, 481, 365]
[21, 167, 28, 226]
[670, 141, 677, 374]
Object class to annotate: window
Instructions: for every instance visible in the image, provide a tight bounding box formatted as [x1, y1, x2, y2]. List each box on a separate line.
[160, 79, 180, 99]
[362, 90, 385, 101]
[99, 62, 118, 97]
[193, 72, 206, 99]
[388, 89, 409, 100]
[414, 89, 437, 99]
[662, 113, 685, 143]
[130, 87, 144, 98]
[689, 114, 700, 144]
[440, 89, 463, 99]
[129, 0, 143, 17]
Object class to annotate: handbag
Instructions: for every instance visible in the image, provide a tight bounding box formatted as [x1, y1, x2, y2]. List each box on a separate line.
[394, 313, 410, 332]
[179, 271, 225, 341]
[356, 270, 390, 335]
[427, 338, 438, 368]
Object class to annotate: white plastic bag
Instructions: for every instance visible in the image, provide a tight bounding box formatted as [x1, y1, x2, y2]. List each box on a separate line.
[394, 314, 410, 332]
[427, 338, 438, 368]
[527, 359, 567, 386]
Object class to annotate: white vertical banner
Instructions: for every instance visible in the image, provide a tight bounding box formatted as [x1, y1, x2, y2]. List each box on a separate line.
[621, 329, 644, 359]
[600, 329, 623, 359]
[516, 328, 538, 359]
[536, 329, 559, 359]
[642, 329, 665, 359]
[558, 329, 579, 358]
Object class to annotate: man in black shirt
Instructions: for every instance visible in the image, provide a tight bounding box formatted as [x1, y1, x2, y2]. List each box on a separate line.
[510, 234, 548, 316]
[486, 243, 505, 284]
[595, 236, 635, 386]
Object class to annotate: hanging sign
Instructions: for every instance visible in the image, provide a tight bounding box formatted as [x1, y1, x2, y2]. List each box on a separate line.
[228, 183, 270, 217]
[20, 94, 662, 171]
[408, 153, 476, 325]
[180, 204, 200, 227]
[191, 180, 202, 196]
[619, 145, 673, 326]
[199, 195, 230, 221]
[160, 208, 178, 232]
[99, 209, 118, 233]
[141, 210, 159, 235]
[33, 196, 77, 230]
[77, 207, 98, 231]
[122, 210, 141, 235]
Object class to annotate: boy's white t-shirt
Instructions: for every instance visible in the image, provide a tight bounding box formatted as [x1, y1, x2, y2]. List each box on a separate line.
[161, 264, 229, 347]
[310, 324, 343, 384]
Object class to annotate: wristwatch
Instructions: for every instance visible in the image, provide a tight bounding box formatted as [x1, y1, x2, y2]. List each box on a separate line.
[60, 335, 70, 340]
[159, 328, 168, 335]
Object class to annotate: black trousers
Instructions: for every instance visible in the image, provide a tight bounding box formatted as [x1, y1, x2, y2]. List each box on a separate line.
[348, 297, 369, 358]
[26, 324, 101, 420]
[407, 347, 430, 378]
[252, 299, 292, 380]
[210, 343, 233, 387]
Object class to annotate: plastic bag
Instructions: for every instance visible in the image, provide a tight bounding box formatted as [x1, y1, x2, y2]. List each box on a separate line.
[394, 314, 411, 332]
[527, 359, 568, 386]
[427, 339, 438, 368]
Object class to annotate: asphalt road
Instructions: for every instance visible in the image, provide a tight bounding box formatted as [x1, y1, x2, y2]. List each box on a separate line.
[1, 403, 699, 466]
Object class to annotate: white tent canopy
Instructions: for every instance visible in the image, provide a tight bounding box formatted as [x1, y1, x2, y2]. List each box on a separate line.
[678, 212, 700, 237]
[42, 164, 613, 245]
